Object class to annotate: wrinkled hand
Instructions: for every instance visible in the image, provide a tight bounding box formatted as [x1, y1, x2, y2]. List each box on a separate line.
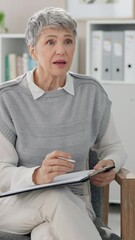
[90, 159, 115, 187]
[32, 150, 74, 185]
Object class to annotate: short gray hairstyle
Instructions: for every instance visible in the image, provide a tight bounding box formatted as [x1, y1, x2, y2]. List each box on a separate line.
[25, 7, 77, 47]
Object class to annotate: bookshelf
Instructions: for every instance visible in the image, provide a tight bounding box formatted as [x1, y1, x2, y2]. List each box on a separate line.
[0, 33, 78, 83]
[0, 34, 28, 83]
[86, 20, 135, 203]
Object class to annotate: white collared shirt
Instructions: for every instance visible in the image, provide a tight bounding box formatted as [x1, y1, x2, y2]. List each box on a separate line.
[26, 70, 75, 100]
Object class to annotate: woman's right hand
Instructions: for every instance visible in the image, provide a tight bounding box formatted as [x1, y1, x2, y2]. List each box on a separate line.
[32, 150, 75, 185]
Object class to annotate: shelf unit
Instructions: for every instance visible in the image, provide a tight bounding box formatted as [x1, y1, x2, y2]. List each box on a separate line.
[0, 33, 78, 83]
[0, 33, 28, 83]
[86, 19, 135, 83]
[86, 20, 135, 203]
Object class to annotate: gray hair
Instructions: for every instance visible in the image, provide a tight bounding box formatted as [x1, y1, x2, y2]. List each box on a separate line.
[25, 7, 77, 47]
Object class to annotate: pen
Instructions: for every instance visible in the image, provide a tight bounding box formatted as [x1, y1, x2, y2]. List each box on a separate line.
[58, 157, 76, 163]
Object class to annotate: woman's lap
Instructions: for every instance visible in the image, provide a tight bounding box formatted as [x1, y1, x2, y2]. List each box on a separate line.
[0, 187, 101, 240]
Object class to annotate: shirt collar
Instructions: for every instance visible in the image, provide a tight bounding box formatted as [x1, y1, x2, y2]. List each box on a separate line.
[27, 69, 75, 100]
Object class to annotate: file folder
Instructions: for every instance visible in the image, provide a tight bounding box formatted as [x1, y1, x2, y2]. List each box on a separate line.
[124, 31, 135, 82]
[112, 31, 124, 81]
[102, 31, 112, 81]
[91, 30, 103, 81]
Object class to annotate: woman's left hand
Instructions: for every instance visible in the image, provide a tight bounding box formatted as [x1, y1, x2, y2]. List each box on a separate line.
[90, 159, 115, 187]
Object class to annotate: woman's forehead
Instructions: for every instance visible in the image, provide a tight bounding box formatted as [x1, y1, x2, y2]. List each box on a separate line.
[40, 26, 74, 37]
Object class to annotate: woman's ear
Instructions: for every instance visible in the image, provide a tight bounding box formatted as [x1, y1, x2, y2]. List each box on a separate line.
[28, 45, 37, 60]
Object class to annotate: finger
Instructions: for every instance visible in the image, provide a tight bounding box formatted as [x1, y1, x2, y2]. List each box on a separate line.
[93, 160, 107, 170]
[41, 158, 74, 177]
[91, 170, 115, 186]
[42, 151, 74, 168]
[43, 157, 75, 171]
[50, 158, 75, 168]
[94, 159, 115, 170]
[91, 177, 110, 186]
[92, 174, 114, 184]
[91, 174, 114, 186]
[49, 164, 73, 173]
[45, 150, 72, 161]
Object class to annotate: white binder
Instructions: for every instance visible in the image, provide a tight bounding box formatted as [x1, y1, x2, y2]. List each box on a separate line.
[124, 31, 135, 82]
[102, 31, 113, 81]
[91, 30, 103, 81]
[112, 31, 124, 81]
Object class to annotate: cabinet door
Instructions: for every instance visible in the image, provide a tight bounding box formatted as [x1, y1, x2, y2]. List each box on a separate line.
[103, 83, 135, 202]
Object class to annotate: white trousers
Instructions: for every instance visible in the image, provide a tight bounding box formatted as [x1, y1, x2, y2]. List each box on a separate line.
[0, 187, 102, 240]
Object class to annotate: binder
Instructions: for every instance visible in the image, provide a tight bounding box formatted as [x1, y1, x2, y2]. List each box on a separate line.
[102, 31, 113, 81]
[91, 30, 103, 81]
[112, 31, 124, 81]
[124, 31, 135, 82]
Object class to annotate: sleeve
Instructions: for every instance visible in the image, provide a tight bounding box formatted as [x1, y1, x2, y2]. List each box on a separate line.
[0, 133, 38, 192]
[92, 113, 127, 173]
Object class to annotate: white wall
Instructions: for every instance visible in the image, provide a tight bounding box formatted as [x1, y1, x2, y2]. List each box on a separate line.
[0, 0, 65, 33]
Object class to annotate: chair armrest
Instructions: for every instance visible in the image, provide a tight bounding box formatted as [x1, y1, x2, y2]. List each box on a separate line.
[115, 167, 135, 184]
[115, 168, 135, 240]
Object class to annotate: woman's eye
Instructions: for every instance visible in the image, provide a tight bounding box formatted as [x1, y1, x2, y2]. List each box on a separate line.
[65, 39, 73, 44]
[46, 40, 55, 45]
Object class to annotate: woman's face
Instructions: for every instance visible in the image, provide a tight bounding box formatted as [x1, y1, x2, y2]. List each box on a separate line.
[30, 27, 75, 78]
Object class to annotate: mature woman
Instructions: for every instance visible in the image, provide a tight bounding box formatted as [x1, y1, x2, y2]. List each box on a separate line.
[0, 7, 126, 240]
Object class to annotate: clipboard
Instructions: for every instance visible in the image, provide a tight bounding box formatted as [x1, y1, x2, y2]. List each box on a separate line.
[0, 165, 115, 198]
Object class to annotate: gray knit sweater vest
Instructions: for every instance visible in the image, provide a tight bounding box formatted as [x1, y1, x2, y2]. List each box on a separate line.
[0, 72, 111, 196]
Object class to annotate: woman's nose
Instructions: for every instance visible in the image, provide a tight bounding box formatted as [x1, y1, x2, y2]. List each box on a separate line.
[55, 43, 65, 55]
